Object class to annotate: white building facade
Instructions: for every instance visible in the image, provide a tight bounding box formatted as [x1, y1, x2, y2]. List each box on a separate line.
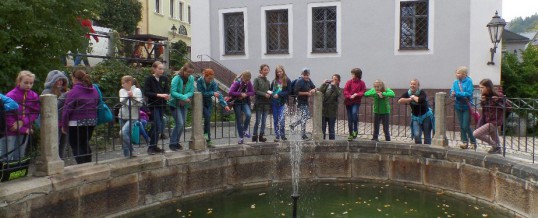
[192, 0, 503, 89]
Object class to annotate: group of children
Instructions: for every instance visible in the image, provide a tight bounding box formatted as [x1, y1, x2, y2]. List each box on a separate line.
[0, 64, 507, 163]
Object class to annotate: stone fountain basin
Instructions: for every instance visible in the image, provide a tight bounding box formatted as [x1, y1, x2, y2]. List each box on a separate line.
[1, 140, 537, 218]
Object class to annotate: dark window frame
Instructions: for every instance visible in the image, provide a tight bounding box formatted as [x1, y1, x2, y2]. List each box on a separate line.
[399, 0, 429, 50]
[155, 0, 161, 13]
[312, 6, 337, 53]
[169, 0, 174, 17]
[223, 12, 245, 55]
[179, 2, 184, 20]
[266, 9, 289, 54]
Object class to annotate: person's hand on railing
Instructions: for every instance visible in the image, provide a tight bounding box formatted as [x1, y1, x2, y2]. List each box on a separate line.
[214, 92, 220, 98]
[224, 106, 231, 112]
[10, 120, 24, 132]
[273, 94, 279, 99]
[376, 91, 384, 99]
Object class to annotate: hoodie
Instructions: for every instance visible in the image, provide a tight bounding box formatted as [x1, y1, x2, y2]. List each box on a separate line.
[343, 78, 366, 105]
[6, 86, 40, 136]
[61, 83, 99, 130]
[449, 76, 474, 110]
[42, 70, 69, 94]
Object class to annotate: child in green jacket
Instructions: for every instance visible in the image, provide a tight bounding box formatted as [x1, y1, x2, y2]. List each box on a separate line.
[364, 80, 395, 141]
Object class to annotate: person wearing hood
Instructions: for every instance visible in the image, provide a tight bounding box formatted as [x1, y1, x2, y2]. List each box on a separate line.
[450, 66, 477, 149]
[42, 70, 70, 158]
[1, 71, 40, 161]
[61, 69, 99, 164]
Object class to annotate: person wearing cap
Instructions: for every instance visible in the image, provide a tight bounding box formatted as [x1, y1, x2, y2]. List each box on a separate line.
[289, 68, 316, 140]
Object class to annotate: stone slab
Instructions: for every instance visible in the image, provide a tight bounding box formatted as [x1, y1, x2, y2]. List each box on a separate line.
[165, 150, 210, 166]
[461, 164, 495, 201]
[0, 177, 51, 203]
[351, 153, 389, 180]
[315, 152, 350, 178]
[423, 159, 461, 191]
[495, 173, 530, 216]
[51, 164, 111, 191]
[390, 155, 423, 184]
[28, 187, 79, 218]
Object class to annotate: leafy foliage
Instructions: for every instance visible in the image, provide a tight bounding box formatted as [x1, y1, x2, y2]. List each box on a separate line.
[501, 45, 538, 98]
[0, 0, 102, 93]
[97, 0, 142, 36]
[90, 59, 154, 98]
[169, 40, 189, 70]
[508, 14, 538, 33]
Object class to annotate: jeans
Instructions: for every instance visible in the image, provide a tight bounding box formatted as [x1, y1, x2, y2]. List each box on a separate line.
[412, 117, 432, 144]
[322, 117, 337, 140]
[290, 104, 311, 136]
[138, 120, 150, 142]
[373, 114, 390, 140]
[68, 126, 94, 164]
[253, 108, 268, 136]
[272, 104, 286, 139]
[346, 104, 360, 134]
[170, 106, 186, 149]
[121, 120, 135, 157]
[149, 107, 165, 147]
[203, 102, 212, 141]
[455, 108, 476, 144]
[234, 103, 252, 138]
[0, 135, 29, 161]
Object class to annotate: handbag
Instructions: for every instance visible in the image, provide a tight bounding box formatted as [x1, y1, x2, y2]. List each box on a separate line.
[466, 100, 481, 123]
[131, 121, 140, 144]
[94, 84, 113, 125]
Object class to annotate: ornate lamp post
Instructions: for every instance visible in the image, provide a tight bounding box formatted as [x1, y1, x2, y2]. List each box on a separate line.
[486, 11, 506, 65]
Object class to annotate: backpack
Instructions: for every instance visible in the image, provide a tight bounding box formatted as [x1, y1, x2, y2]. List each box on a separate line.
[290, 78, 300, 96]
[0, 99, 5, 137]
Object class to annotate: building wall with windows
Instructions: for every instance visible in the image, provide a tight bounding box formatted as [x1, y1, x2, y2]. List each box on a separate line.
[138, 0, 191, 46]
[192, 0, 503, 89]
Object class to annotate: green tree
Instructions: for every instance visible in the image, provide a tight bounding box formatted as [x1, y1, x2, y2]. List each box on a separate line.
[502, 45, 538, 98]
[169, 40, 188, 70]
[508, 14, 538, 33]
[97, 0, 142, 36]
[0, 0, 102, 93]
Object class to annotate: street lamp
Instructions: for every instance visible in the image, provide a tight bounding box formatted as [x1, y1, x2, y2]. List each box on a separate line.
[486, 11, 506, 65]
[171, 24, 177, 38]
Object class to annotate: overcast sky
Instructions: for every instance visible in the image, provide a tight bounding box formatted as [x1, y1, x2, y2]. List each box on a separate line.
[502, 0, 538, 21]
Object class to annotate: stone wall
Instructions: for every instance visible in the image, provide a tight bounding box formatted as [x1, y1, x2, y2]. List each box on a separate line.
[1, 141, 537, 218]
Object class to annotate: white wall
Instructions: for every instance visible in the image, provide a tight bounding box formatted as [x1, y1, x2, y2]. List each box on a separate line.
[191, 0, 211, 60]
[469, 0, 503, 85]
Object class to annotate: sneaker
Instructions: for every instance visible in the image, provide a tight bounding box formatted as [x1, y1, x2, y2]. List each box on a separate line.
[347, 135, 354, 141]
[244, 132, 251, 138]
[281, 136, 288, 141]
[459, 144, 469, 149]
[238, 138, 244, 144]
[371, 138, 379, 142]
[207, 140, 214, 148]
[274, 138, 280, 142]
[147, 147, 156, 155]
[153, 146, 164, 153]
[487, 146, 501, 154]
[352, 131, 358, 139]
[289, 124, 295, 131]
[302, 135, 309, 140]
[259, 134, 267, 142]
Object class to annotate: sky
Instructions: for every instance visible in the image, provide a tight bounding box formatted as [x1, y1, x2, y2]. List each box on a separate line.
[502, 0, 538, 21]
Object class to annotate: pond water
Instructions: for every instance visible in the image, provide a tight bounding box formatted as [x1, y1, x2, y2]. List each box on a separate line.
[126, 182, 512, 218]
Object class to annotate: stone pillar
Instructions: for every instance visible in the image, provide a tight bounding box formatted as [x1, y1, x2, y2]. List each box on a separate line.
[190, 92, 206, 150]
[106, 31, 115, 57]
[432, 92, 448, 147]
[34, 94, 64, 176]
[312, 91, 323, 141]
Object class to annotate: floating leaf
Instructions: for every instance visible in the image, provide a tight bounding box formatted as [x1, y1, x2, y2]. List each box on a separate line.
[482, 214, 488, 217]
[251, 204, 256, 209]
[377, 209, 382, 212]
[259, 193, 266, 196]
[343, 211, 348, 214]
[384, 205, 391, 208]
[176, 209, 182, 213]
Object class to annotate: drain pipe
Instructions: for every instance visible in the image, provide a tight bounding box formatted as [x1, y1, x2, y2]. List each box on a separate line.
[291, 193, 300, 218]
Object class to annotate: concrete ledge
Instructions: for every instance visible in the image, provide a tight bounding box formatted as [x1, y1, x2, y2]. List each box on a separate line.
[1, 139, 537, 218]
